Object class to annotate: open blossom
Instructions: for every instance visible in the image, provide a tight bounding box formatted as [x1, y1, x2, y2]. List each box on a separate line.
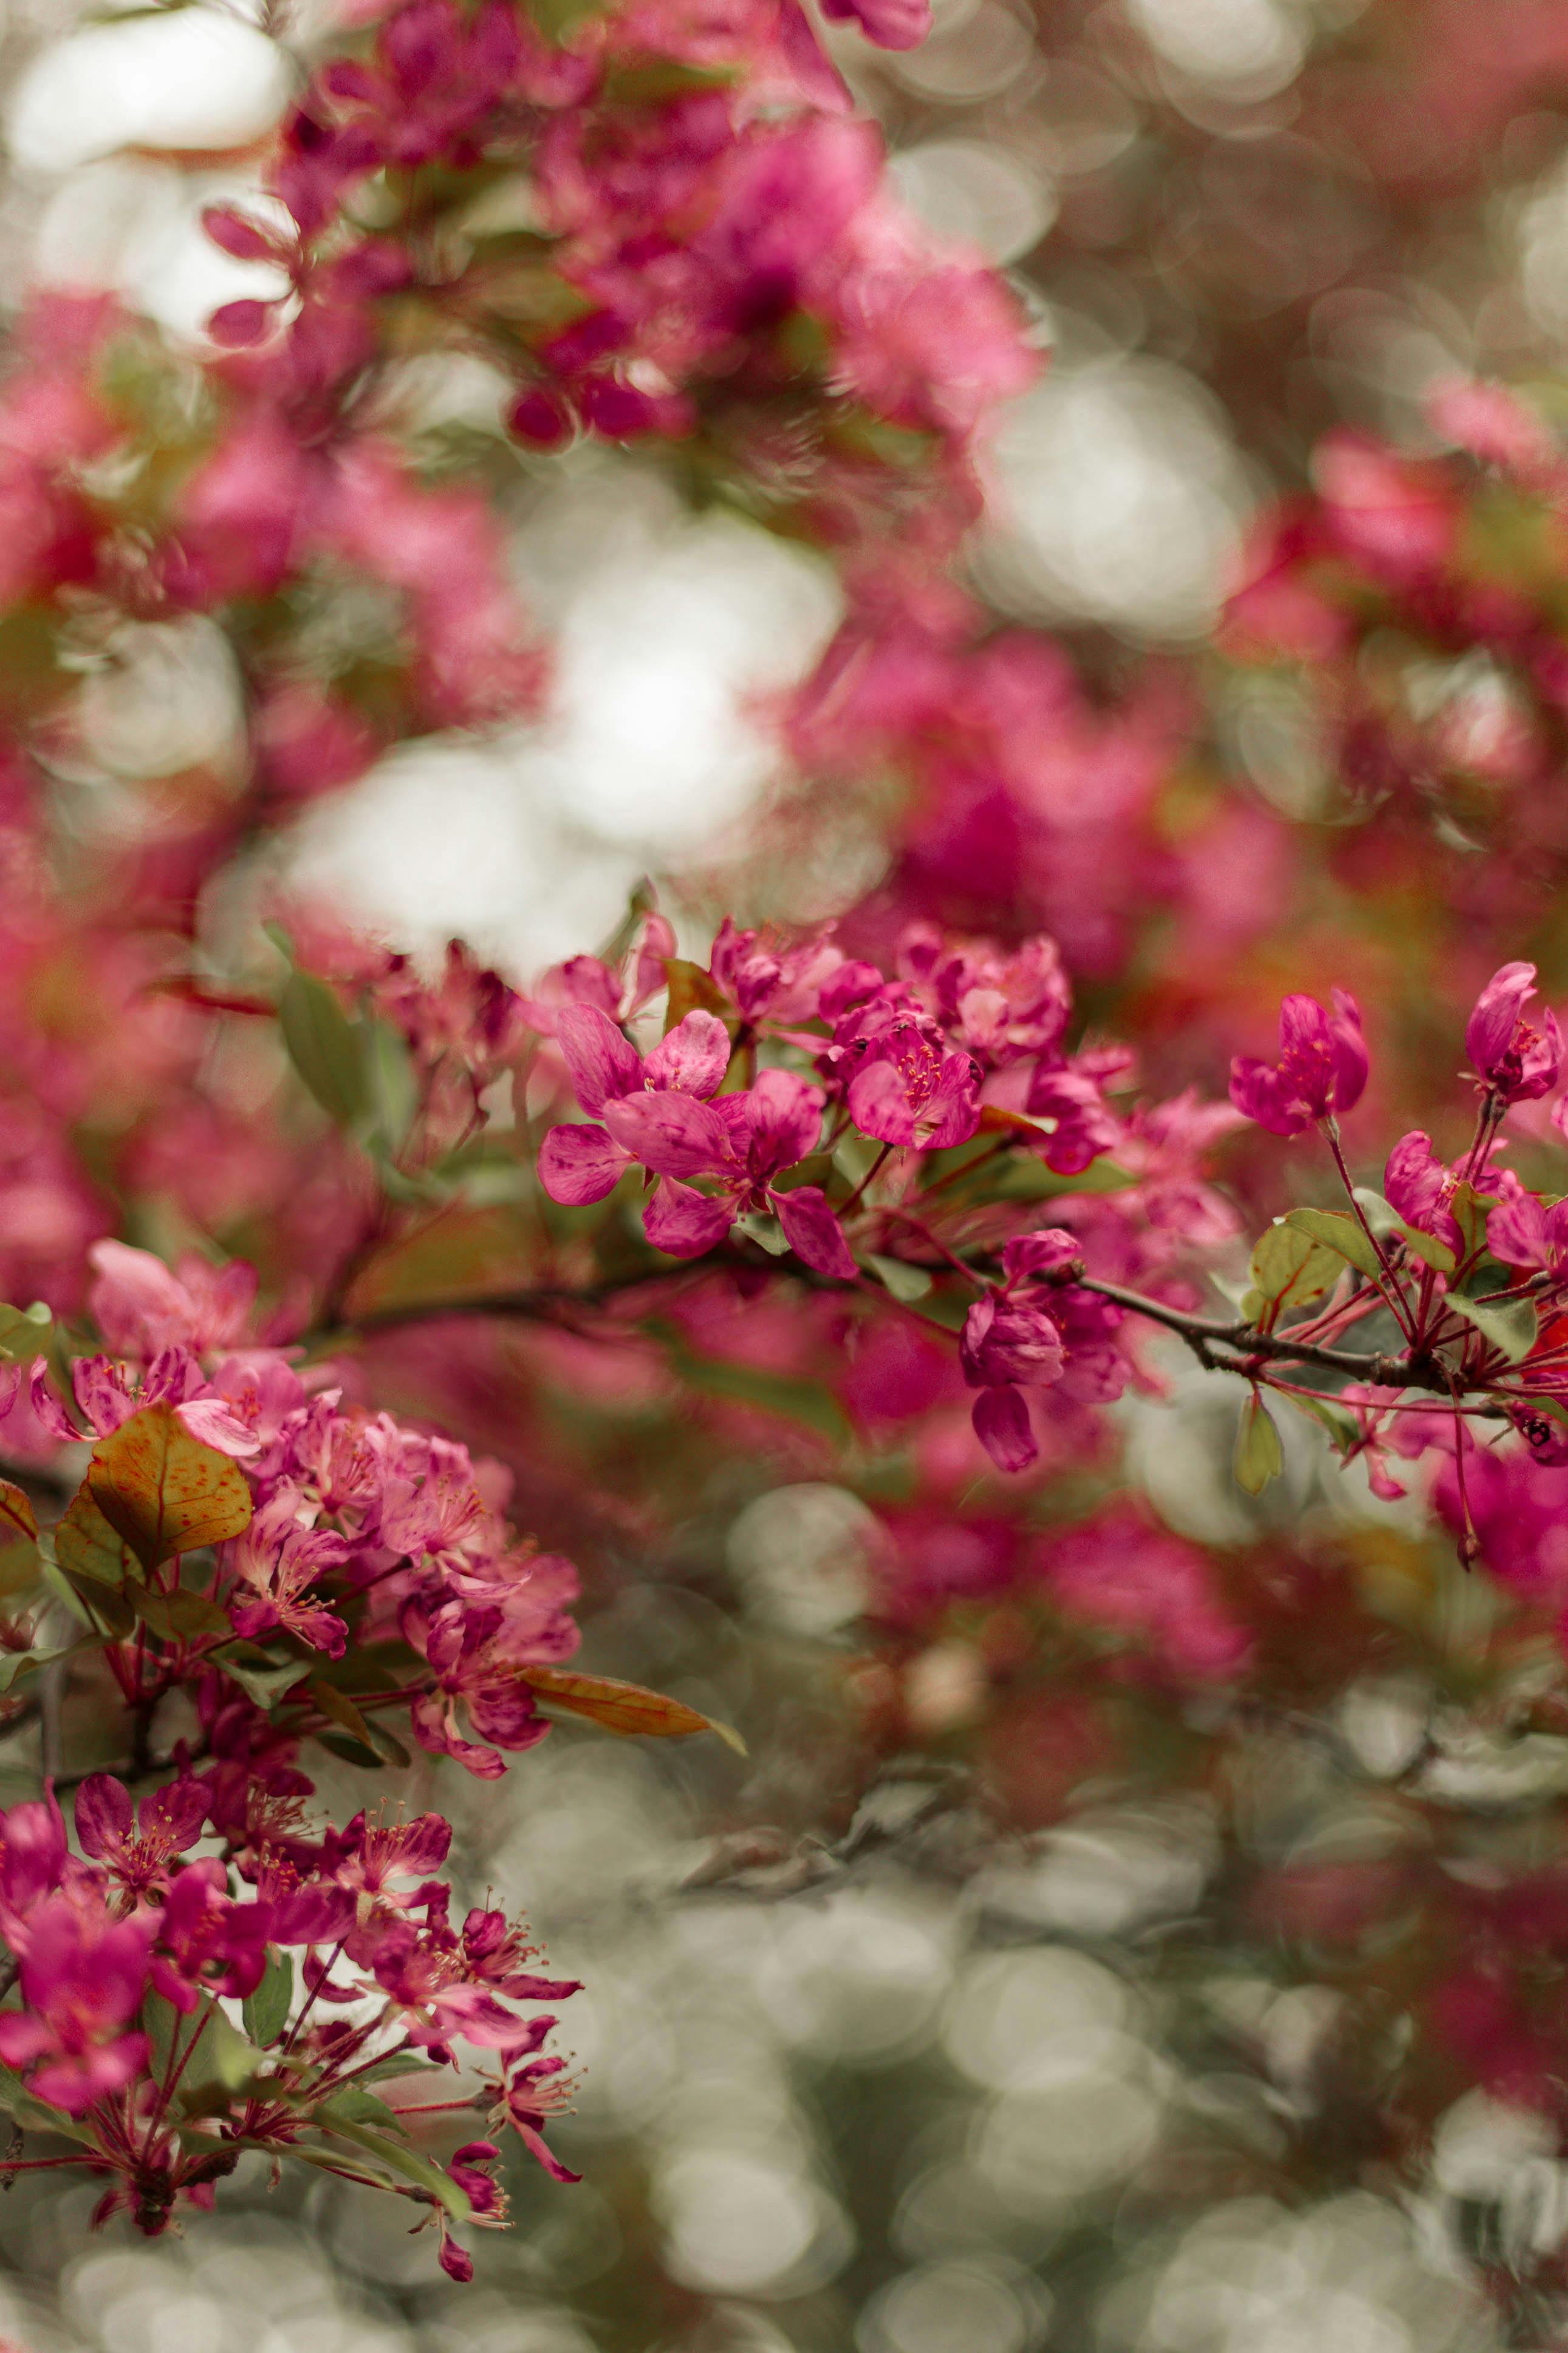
[0, 1894, 152, 2113]
[75, 1773, 208, 1904]
[29, 1348, 259, 1457]
[1465, 961, 1563, 1103]
[830, 995, 981, 1150]
[1489, 1180, 1568, 1271]
[899, 924, 1071, 1070]
[536, 1004, 731, 1207]
[1229, 991, 1368, 1136]
[550, 1059, 857, 1279]
[221, 1488, 351, 1657]
[87, 1242, 258, 1359]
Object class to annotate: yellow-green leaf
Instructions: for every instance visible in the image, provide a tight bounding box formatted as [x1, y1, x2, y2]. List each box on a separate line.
[516, 1664, 745, 1754]
[1234, 1393, 1284, 1494]
[55, 1482, 139, 1587]
[1244, 1221, 1344, 1328]
[87, 1404, 253, 1573]
[1282, 1207, 1385, 1286]
[1448, 1291, 1538, 1365]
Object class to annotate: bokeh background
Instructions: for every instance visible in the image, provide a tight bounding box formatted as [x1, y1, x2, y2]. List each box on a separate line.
[1, 0, 1566, 2346]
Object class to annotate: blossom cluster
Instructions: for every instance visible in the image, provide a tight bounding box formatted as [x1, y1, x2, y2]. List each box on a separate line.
[0, 1225, 724, 2263]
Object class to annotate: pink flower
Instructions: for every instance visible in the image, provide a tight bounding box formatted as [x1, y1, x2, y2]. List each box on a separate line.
[537, 1005, 730, 1207]
[402, 1594, 550, 1779]
[0, 1894, 152, 2114]
[148, 1860, 271, 2013]
[960, 1294, 1065, 1391]
[88, 1242, 259, 1359]
[1383, 1131, 1462, 1259]
[75, 1773, 208, 1903]
[580, 1067, 857, 1280]
[1465, 962, 1563, 1104]
[834, 998, 981, 1150]
[29, 1349, 260, 1457]
[1229, 991, 1368, 1136]
[222, 1488, 351, 1657]
[1489, 1181, 1568, 1271]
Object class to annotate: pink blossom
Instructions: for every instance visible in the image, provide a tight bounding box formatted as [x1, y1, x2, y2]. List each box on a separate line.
[75, 1774, 208, 1903]
[1383, 1132, 1462, 1259]
[222, 1488, 351, 1657]
[88, 1242, 258, 1358]
[834, 998, 981, 1150]
[148, 1860, 271, 2013]
[0, 1895, 152, 2114]
[1465, 961, 1563, 1104]
[1229, 990, 1368, 1136]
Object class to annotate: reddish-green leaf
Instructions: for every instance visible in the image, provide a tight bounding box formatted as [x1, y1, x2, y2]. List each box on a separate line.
[55, 1482, 139, 1587]
[0, 1479, 39, 1596]
[87, 1404, 253, 1572]
[515, 1663, 745, 1753]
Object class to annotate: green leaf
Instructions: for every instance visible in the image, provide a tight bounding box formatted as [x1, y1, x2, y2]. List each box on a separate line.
[0, 2064, 97, 2145]
[1244, 1221, 1344, 1328]
[242, 1951, 294, 2049]
[86, 1404, 253, 1573]
[1451, 1181, 1501, 1263]
[309, 1678, 408, 1764]
[733, 1211, 790, 1257]
[1354, 1188, 1456, 1275]
[125, 1582, 231, 1639]
[213, 1651, 313, 1711]
[316, 1729, 385, 1769]
[37, 1558, 102, 1630]
[0, 1643, 71, 1695]
[279, 970, 370, 1128]
[366, 1019, 419, 1158]
[1282, 1207, 1385, 1286]
[1448, 1291, 1538, 1364]
[343, 2053, 446, 2090]
[313, 2118, 472, 2218]
[317, 2087, 408, 2133]
[54, 1484, 138, 1587]
[0, 1303, 51, 1364]
[1234, 1393, 1284, 1494]
[174, 1996, 263, 2101]
[1282, 1390, 1361, 1452]
[864, 1253, 934, 1303]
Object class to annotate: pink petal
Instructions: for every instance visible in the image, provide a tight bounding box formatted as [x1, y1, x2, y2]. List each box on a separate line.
[643, 1178, 733, 1259]
[29, 1359, 84, 1443]
[972, 1384, 1038, 1472]
[847, 1060, 918, 1147]
[601, 1088, 729, 1178]
[772, 1186, 857, 1280]
[555, 1003, 642, 1114]
[642, 1009, 731, 1097]
[75, 1773, 134, 1861]
[537, 1122, 630, 1206]
[174, 1398, 262, 1456]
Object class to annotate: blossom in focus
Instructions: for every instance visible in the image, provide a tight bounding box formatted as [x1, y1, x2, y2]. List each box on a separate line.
[1229, 991, 1368, 1136]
